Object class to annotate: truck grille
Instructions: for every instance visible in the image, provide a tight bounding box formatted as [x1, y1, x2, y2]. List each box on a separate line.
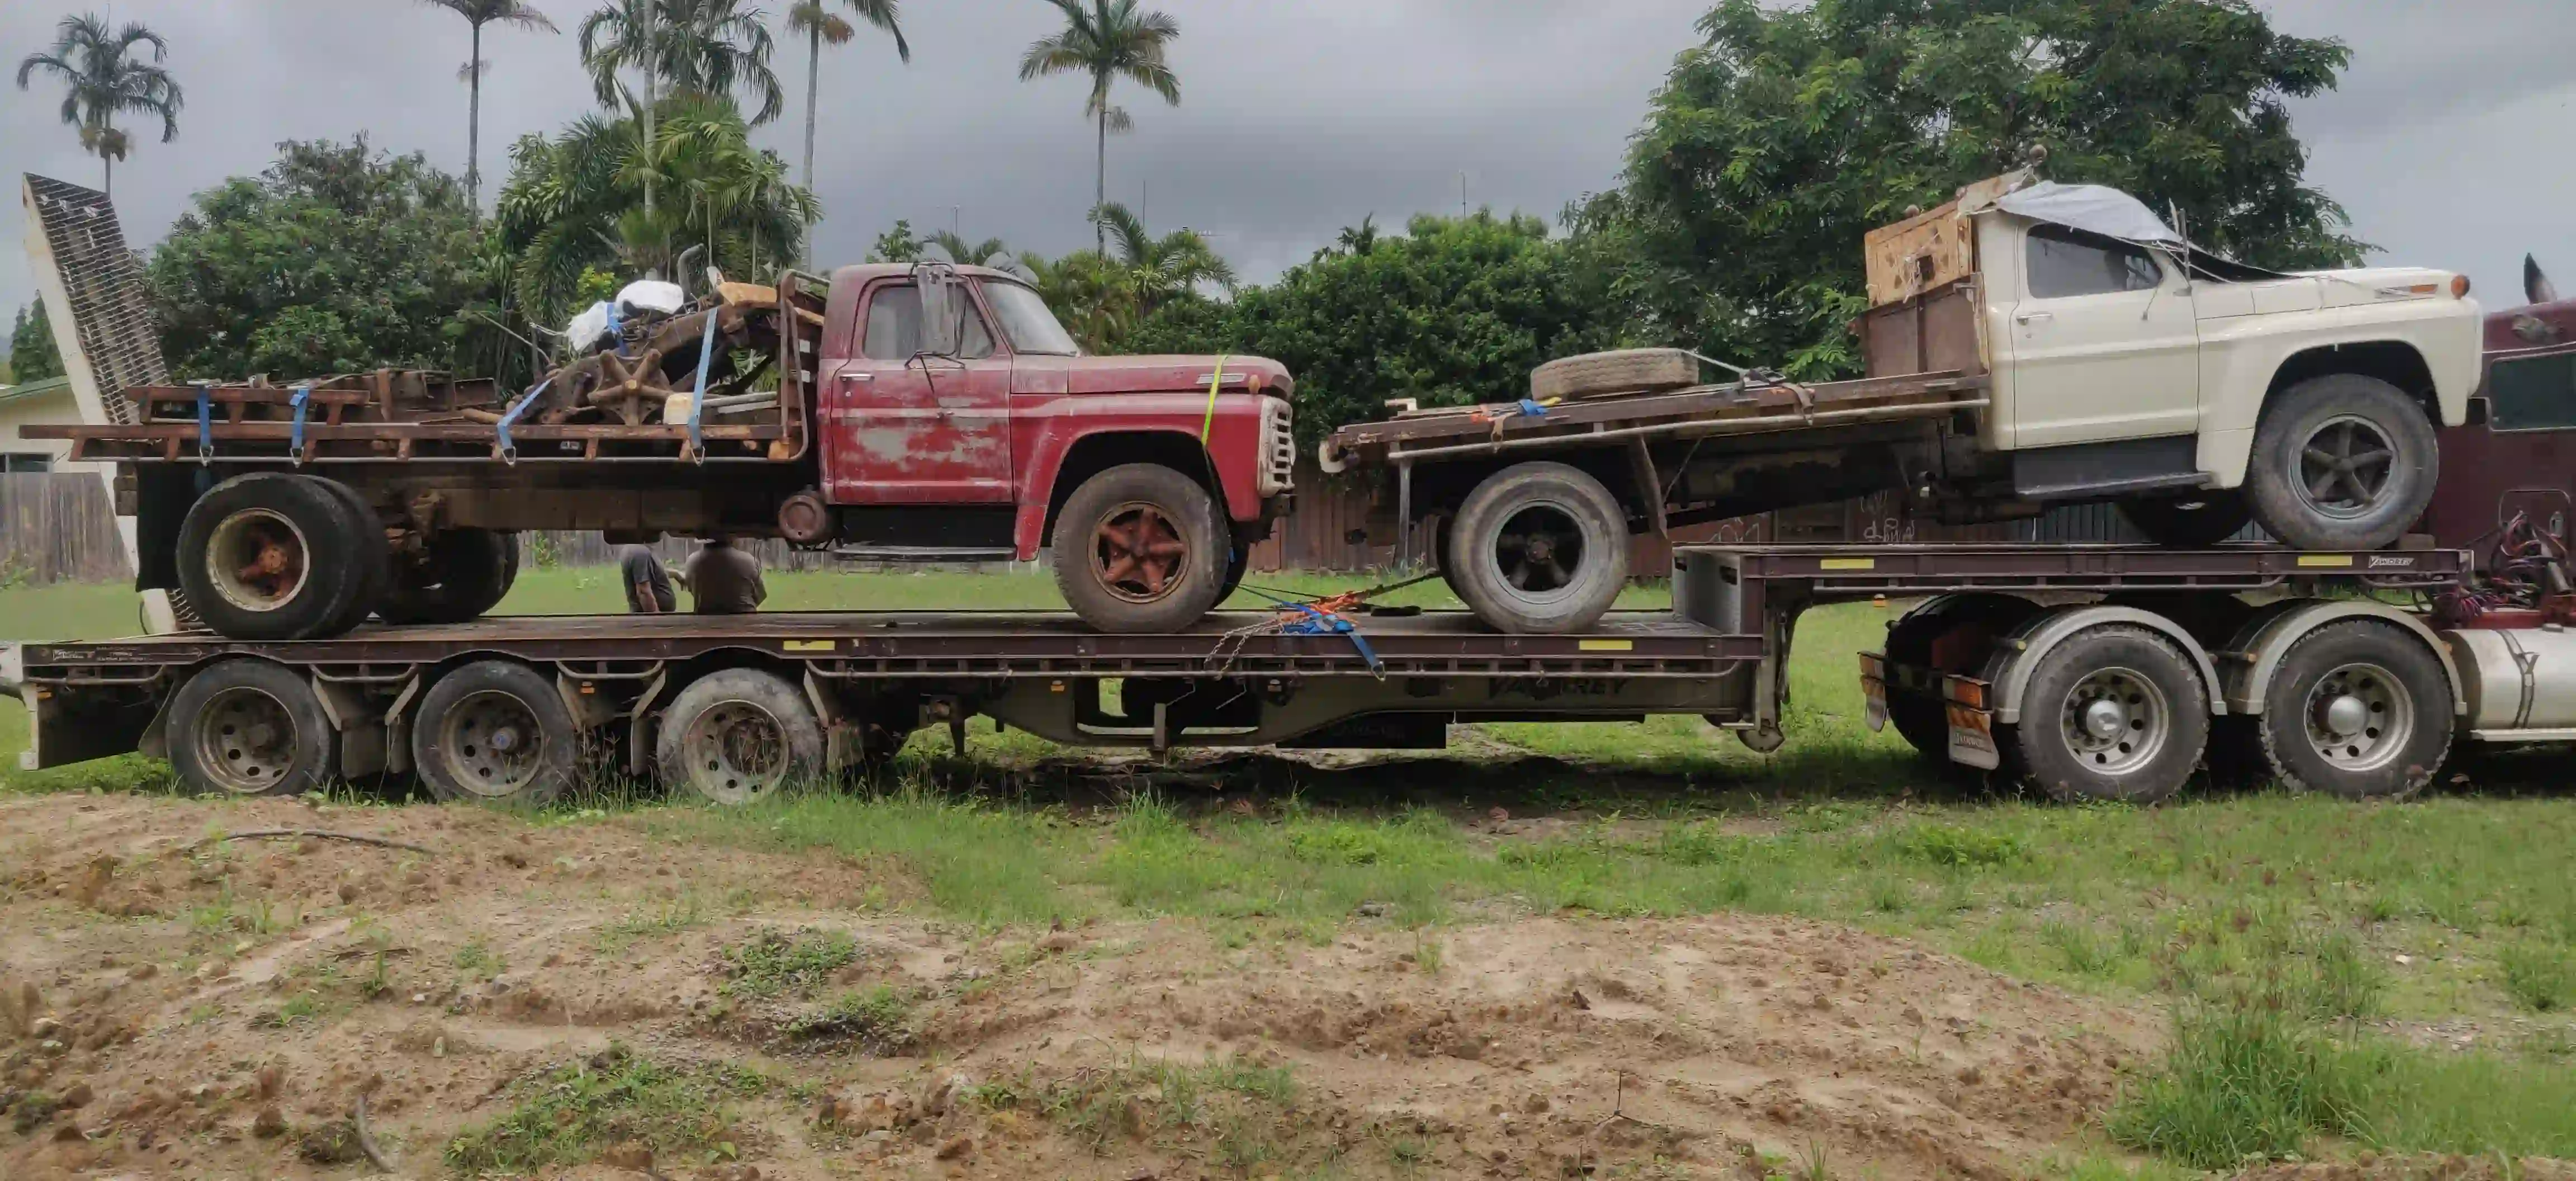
[1258, 396, 1295, 497]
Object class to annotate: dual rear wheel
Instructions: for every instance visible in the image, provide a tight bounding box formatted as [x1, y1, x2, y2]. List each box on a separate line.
[176, 473, 518, 641]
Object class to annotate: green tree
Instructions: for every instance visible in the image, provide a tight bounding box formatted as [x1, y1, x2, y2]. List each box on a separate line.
[1578, 0, 2364, 376]
[1091, 201, 1232, 314]
[497, 95, 818, 327]
[1017, 0, 1181, 253]
[10, 303, 66, 384]
[416, 1, 560, 211]
[15, 13, 184, 198]
[786, 0, 908, 202]
[865, 218, 924, 263]
[582, 0, 785, 125]
[146, 138, 495, 381]
[1126, 212, 1625, 445]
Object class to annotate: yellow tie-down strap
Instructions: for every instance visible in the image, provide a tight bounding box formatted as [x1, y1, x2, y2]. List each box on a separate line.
[1202, 353, 1230, 445]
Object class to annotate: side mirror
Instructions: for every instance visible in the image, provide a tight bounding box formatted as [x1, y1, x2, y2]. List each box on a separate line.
[914, 263, 963, 357]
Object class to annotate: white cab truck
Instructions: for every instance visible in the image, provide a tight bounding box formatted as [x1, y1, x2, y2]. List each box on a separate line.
[1325, 170, 2487, 635]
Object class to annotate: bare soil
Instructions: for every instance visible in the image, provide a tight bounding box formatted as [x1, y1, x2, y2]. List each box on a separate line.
[1, 793, 2160, 1179]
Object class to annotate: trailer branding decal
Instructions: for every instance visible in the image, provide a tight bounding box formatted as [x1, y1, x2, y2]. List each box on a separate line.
[1820, 558, 1877, 571]
[2297, 555, 2356, 568]
[782, 640, 840, 653]
[1578, 640, 1635, 652]
[2367, 555, 2418, 569]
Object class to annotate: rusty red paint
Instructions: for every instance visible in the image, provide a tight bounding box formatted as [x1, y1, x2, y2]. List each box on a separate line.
[2423, 292, 2576, 558]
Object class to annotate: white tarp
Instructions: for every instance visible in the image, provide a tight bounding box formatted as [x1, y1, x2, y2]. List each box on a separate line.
[1992, 181, 2184, 247]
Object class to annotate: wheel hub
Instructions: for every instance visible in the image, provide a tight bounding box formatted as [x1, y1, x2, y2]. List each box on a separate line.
[1493, 504, 1586, 597]
[2295, 415, 2399, 519]
[1092, 502, 1190, 603]
[207, 508, 312, 613]
[2304, 663, 2412, 772]
[2058, 667, 2170, 775]
[683, 702, 790, 805]
[2080, 698, 2129, 741]
[193, 687, 298, 795]
[439, 690, 546, 798]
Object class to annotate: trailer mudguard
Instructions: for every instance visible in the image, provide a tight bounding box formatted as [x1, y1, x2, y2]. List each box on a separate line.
[2216, 600, 2465, 717]
[1982, 605, 2227, 726]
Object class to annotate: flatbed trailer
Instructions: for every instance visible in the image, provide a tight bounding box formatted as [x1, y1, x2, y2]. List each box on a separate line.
[17, 540, 2570, 806]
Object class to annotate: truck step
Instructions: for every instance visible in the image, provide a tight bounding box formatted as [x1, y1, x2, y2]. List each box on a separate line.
[832, 545, 1020, 563]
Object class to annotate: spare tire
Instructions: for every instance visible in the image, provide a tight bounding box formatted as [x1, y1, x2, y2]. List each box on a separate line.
[176, 473, 373, 641]
[1531, 348, 1701, 401]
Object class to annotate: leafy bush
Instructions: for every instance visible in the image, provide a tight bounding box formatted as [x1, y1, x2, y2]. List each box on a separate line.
[1897, 824, 2025, 868]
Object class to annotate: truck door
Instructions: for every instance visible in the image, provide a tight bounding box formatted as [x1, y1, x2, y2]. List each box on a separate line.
[2006, 223, 2200, 449]
[824, 281, 1015, 504]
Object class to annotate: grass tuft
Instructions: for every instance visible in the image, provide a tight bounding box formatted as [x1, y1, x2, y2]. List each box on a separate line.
[784, 984, 916, 1053]
[2499, 942, 2576, 1013]
[718, 928, 856, 999]
[442, 1046, 770, 1173]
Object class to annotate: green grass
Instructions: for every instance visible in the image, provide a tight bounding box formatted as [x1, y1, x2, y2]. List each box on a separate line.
[442, 1046, 774, 1173]
[783, 984, 916, 1051]
[716, 928, 857, 999]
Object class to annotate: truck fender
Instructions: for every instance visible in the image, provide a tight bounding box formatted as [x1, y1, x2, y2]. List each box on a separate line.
[2214, 599, 2464, 717]
[1982, 605, 2227, 726]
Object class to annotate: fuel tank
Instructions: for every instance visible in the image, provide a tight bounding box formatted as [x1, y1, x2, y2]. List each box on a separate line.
[2443, 626, 2576, 730]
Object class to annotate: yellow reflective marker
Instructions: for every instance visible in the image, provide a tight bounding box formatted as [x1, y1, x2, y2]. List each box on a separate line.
[2295, 555, 2355, 568]
[783, 640, 839, 653]
[1579, 639, 1635, 652]
[1820, 558, 1876, 570]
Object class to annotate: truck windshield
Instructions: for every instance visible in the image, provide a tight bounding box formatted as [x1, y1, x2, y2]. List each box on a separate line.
[983, 282, 1082, 356]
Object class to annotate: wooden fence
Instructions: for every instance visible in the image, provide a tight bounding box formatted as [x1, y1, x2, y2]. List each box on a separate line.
[0, 464, 2191, 588]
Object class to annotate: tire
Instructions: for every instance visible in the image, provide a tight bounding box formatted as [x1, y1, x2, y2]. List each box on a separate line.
[1443, 462, 1630, 634]
[1883, 597, 2038, 761]
[377, 530, 518, 626]
[655, 669, 825, 806]
[2119, 492, 2252, 549]
[175, 473, 372, 641]
[312, 478, 391, 636]
[1531, 348, 1700, 401]
[1051, 464, 1229, 634]
[2242, 374, 2438, 551]
[2254, 620, 2452, 800]
[1218, 533, 1251, 607]
[2008, 625, 2209, 804]
[167, 659, 339, 798]
[411, 659, 580, 807]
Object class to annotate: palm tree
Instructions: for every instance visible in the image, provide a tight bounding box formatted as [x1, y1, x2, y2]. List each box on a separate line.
[785, 0, 907, 198]
[15, 13, 184, 199]
[1017, 0, 1180, 253]
[1090, 201, 1232, 314]
[579, 0, 663, 216]
[418, 1, 559, 211]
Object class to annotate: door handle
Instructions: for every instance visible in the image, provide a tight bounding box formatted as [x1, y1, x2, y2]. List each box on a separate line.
[2015, 311, 2055, 326]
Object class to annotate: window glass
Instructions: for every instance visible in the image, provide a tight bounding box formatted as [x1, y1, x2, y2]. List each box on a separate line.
[859, 284, 998, 360]
[983, 282, 1082, 356]
[2486, 352, 2576, 432]
[2026, 223, 2165, 299]
[1, 453, 53, 474]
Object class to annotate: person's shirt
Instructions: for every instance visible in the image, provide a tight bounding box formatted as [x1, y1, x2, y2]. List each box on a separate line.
[620, 546, 676, 613]
[683, 544, 768, 614]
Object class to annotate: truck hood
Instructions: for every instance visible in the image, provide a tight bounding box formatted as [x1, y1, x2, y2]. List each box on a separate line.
[2195, 267, 2465, 319]
[1014, 354, 1294, 399]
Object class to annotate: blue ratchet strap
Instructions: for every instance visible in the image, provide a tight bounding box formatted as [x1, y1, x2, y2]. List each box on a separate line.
[1517, 398, 1548, 418]
[194, 383, 214, 463]
[1280, 602, 1385, 676]
[287, 385, 311, 464]
[494, 376, 553, 464]
[685, 303, 719, 462]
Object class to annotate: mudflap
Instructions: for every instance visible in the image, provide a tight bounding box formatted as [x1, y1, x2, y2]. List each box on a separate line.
[1943, 674, 2000, 771]
[1859, 651, 1889, 733]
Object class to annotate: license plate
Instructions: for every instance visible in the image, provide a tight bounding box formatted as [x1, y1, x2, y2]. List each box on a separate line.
[1859, 653, 1889, 733]
[1946, 702, 1999, 769]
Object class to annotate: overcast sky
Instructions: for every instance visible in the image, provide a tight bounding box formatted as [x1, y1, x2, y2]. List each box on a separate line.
[5, 0, 2573, 345]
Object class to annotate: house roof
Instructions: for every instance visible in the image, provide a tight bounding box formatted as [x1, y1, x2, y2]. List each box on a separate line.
[0, 375, 74, 407]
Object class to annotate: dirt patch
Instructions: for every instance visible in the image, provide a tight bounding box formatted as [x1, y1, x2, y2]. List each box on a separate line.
[2, 793, 2157, 1179]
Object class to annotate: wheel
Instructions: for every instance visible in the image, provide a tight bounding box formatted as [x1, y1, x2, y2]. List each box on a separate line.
[167, 659, 339, 797]
[2118, 492, 2252, 548]
[377, 530, 518, 626]
[655, 669, 825, 805]
[2007, 625, 2209, 803]
[312, 478, 391, 635]
[1443, 462, 1630, 634]
[411, 659, 580, 807]
[1050, 464, 1229, 634]
[1882, 597, 2038, 760]
[2255, 621, 2452, 800]
[2242, 374, 2439, 551]
[1531, 348, 1701, 401]
[175, 473, 373, 640]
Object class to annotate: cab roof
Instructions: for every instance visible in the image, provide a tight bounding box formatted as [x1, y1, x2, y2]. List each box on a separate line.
[826, 262, 1031, 288]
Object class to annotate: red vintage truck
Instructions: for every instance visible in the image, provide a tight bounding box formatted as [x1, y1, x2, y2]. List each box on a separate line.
[32, 262, 1298, 640]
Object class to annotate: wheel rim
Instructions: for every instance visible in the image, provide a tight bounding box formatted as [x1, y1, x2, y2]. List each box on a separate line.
[206, 508, 311, 614]
[2295, 415, 2399, 520]
[436, 689, 547, 799]
[2057, 667, 2172, 776]
[191, 686, 300, 795]
[1490, 503, 1590, 602]
[2302, 662, 2414, 774]
[680, 700, 792, 805]
[1091, 501, 1192, 604]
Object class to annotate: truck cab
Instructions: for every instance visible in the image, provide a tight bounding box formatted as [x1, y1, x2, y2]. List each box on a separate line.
[812, 263, 1296, 630]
